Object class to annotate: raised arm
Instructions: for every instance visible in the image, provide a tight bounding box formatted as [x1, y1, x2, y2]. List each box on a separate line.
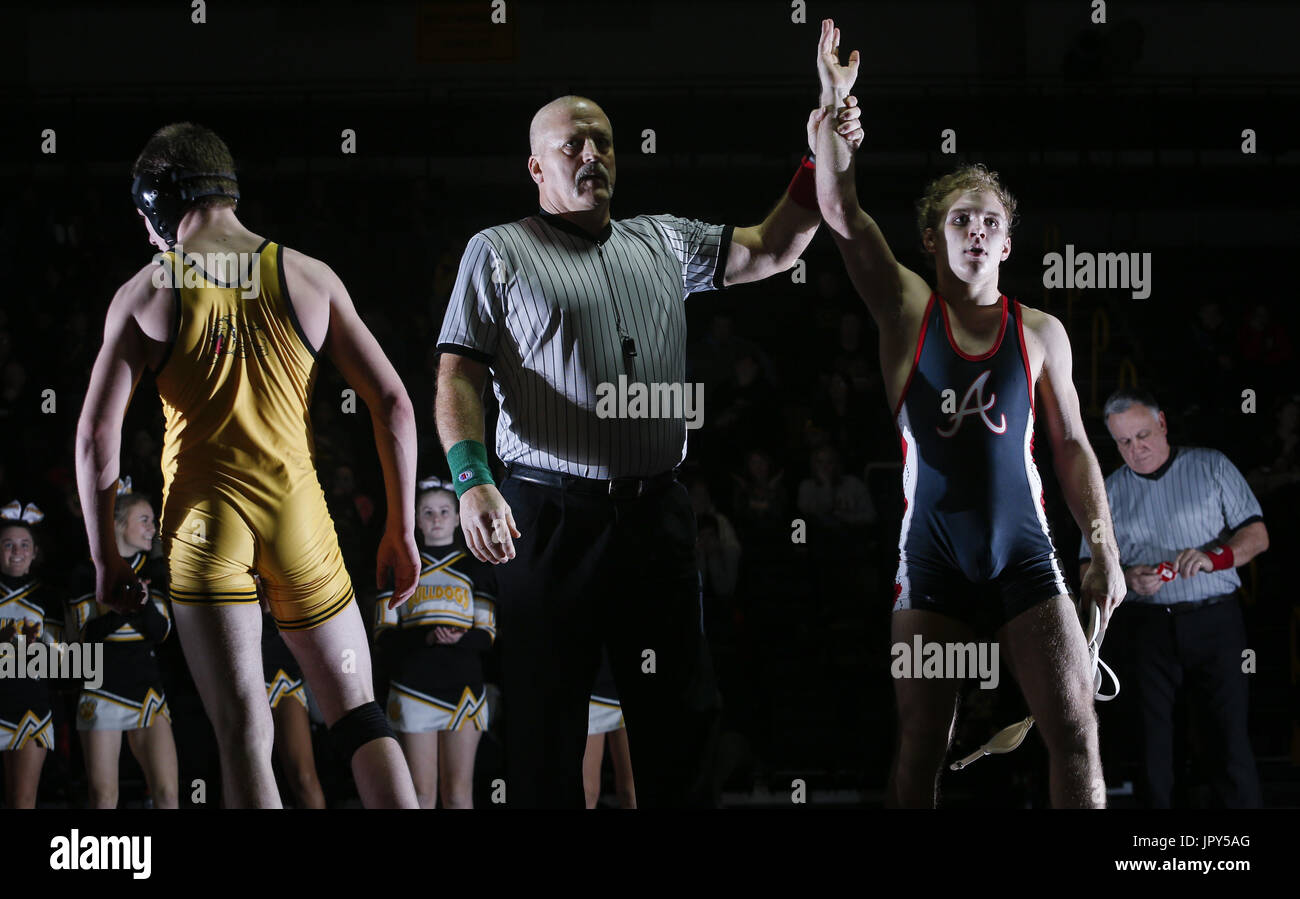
[813, 19, 927, 332]
[721, 192, 820, 287]
[814, 18, 863, 238]
[721, 23, 868, 287]
[317, 261, 420, 605]
[1032, 310, 1126, 629]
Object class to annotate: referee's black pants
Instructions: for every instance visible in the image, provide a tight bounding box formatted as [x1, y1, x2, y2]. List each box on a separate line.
[1109, 597, 1261, 808]
[494, 474, 722, 808]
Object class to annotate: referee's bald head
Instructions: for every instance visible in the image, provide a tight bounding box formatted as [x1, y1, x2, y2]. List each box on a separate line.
[529, 95, 610, 155]
[529, 95, 616, 211]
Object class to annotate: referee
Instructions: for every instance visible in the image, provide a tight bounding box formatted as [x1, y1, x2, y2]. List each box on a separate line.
[1080, 389, 1268, 807]
[434, 94, 863, 807]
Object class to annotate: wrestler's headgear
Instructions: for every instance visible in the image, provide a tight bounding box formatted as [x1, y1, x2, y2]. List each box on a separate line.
[129, 168, 240, 249]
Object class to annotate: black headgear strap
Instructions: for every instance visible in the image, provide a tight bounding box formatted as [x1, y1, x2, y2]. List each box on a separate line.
[129, 169, 240, 249]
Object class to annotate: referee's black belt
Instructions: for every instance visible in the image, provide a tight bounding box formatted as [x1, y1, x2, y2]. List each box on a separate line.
[505, 463, 676, 500]
[1130, 594, 1236, 615]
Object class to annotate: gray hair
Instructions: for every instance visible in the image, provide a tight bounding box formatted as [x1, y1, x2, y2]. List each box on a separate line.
[1103, 388, 1160, 419]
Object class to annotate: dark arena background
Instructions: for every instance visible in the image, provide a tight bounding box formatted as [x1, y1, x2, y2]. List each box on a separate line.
[2, 0, 1297, 877]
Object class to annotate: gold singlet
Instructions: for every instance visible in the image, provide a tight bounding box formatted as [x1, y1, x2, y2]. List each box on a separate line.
[154, 240, 353, 630]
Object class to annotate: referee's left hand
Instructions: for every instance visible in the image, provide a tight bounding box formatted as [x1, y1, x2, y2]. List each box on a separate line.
[460, 484, 521, 564]
[807, 97, 864, 155]
[1173, 547, 1213, 580]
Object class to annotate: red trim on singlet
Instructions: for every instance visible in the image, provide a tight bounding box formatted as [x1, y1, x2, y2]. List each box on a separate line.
[897, 429, 910, 505]
[1012, 300, 1047, 508]
[939, 293, 1008, 362]
[892, 292, 937, 422]
[1013, 300, 1035, 416]
[895, 428, 910, 605]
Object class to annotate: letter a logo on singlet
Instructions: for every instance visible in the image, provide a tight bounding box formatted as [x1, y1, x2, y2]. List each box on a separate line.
[936, 370, 1007, 437]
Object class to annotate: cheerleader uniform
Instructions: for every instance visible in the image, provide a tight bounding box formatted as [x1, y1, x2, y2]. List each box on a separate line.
[68, 553, 172, 731]
[263, 611, 307, 710]
[0, 572, 62, 750]
[375, 547, 496, 732]
[588, 650, 624, 735]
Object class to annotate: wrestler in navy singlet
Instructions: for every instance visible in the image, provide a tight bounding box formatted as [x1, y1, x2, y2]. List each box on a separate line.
[893, 293, 1068, 627]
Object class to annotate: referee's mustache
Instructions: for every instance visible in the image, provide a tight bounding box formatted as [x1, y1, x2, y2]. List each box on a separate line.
[576, 162, 610, 187]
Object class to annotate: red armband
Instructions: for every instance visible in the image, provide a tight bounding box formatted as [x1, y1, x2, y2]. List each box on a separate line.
[1207, 544, 1235, 571]
[787, 154, 817, 211]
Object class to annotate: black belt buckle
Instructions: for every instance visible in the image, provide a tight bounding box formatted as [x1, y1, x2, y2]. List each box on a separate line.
[607, 477, 645, 500]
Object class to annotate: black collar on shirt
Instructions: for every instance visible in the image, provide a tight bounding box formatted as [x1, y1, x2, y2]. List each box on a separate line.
[1133, 446, 1179, 481]
[0, 572, 35, 590]
[537, 208, 613, 244]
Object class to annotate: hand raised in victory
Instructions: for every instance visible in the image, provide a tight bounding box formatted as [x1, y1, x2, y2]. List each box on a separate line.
[818, 18, 860, 104]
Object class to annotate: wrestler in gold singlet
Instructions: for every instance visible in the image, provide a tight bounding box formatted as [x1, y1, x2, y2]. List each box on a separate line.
[156, 240, 354, 630]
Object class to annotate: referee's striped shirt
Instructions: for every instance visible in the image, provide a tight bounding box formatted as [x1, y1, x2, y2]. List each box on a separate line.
[437, 210, 733, 478]
[1078, 446, 1264, 605]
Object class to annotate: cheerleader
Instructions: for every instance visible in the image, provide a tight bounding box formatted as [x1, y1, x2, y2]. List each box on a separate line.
[374, 478, 496, 809]
[67, 489, 178, 808]
[582, 650, 636, 809]
[0, 501, 62, 808]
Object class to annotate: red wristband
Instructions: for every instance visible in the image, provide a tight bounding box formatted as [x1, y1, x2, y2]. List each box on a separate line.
[1207, 544, 1235, 571]
[787, 154, 817, 211]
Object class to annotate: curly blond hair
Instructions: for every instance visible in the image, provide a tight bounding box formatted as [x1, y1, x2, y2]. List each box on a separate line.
[915, 163, 1018, 259]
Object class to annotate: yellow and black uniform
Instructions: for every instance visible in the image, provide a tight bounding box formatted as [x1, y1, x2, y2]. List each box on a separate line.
[374, 548, 496, 732]
[154, 240, 353, 630]
[588, 649, 624, 736]
[68, 553, 172, 732]
[0, 572, 63, 750]
[262, 610, 307, 710]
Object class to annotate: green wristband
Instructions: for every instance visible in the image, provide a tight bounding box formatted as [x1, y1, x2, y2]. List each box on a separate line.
[446, 439, 495, 497]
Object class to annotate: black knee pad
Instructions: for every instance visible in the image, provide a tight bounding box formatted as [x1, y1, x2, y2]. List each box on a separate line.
[328, 701, 394, 764]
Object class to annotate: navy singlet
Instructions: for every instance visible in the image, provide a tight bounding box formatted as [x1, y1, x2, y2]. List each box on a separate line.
[892, 293, 1068, 619]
